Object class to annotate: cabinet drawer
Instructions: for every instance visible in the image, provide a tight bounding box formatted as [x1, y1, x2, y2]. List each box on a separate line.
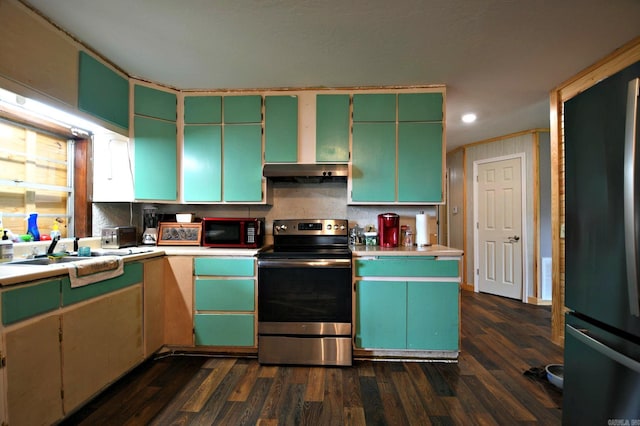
[194, 279, 254, 311]
[62, 262, 143, 306]
[194, 313, 254, 346]
[194, 257, 255, 276]
[2, 279, 61, 325]
[355, 257, 458, 277]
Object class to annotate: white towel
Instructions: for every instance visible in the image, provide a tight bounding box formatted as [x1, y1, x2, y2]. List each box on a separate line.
[66, 256, 124, 288]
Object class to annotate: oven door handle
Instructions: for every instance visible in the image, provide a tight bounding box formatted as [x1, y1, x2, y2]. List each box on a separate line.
[258, 258, 352, 268]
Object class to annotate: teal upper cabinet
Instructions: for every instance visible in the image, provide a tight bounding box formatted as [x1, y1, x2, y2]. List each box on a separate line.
[224, 95, 262, 123]
[398, 93, 443, 121]
[398, 122, 443, 202]
[180, 94, 265, 203]
[351, 122, 396, 202]
[350, 90, 445, 204]
[134, 115, 177, 200]
[264, 95, 298, 163]
[184, 96, 222, 124]
[183, 125, 222, 202]
[316, 94, 350, 162]
[133, 84, 177, 201]
[352, 94, 396, 122]
[134, 85, 176, 121]
[77, 52, 129, 129]
[223, 124, 263, 202]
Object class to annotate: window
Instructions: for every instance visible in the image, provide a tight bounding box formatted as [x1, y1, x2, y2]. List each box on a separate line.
[0, 119, 73, 239]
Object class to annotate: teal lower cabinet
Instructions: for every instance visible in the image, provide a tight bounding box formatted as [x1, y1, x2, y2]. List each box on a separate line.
[193, 257, 257, 348]
[354, 255, 460, 357]
[406, 281, 459, 350]
[355, 280, 407, 349]
[194, 313, 254, 346]
[1, 278, 61, 325]
[356, 280, 459, 351]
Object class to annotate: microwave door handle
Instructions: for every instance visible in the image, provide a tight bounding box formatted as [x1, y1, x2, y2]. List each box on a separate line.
[624, 77, 640, 317]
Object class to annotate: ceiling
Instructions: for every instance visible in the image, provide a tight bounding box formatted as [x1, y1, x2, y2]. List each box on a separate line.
[22, 0, 640, 151]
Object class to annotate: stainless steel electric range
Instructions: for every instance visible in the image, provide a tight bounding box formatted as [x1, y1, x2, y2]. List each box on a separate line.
[257, 219, 352, 366]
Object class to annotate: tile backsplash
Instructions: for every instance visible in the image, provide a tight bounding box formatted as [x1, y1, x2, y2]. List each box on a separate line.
[92, 181, 438, 244]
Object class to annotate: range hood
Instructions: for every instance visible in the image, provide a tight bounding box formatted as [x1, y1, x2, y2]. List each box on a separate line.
[263, 163, 348, 182]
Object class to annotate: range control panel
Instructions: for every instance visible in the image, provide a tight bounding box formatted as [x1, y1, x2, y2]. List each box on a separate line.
[273, 219, 348, 236]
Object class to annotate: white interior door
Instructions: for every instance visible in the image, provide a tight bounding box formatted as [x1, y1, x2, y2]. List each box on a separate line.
[476, 156, 523, 299]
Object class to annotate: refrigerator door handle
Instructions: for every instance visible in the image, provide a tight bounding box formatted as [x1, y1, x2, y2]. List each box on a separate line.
[624, 77, 640, 317]
[567, 324, 640, 374]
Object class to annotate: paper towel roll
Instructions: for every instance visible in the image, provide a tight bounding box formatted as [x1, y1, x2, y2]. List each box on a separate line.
[416, 212, 429, 246]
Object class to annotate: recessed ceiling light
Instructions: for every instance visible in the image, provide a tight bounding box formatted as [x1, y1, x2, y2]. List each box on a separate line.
[462, 113, 477, 123]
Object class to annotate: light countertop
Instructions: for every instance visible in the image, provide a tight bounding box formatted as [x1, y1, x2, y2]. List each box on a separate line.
[0, 245, 262, 287]
[0, 243, 462, 287]
[350, 244, 463, 257]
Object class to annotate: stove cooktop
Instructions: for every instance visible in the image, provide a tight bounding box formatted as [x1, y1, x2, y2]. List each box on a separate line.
[260, 219, 350, 258]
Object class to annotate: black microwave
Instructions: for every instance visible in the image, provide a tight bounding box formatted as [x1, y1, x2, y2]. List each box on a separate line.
[201, 217, 264, 248]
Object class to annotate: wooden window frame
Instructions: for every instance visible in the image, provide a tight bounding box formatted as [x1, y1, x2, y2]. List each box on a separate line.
[0, 105, 92, 237]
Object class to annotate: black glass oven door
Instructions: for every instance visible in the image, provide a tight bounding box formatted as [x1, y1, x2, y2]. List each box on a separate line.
[258, 260, 351, 323]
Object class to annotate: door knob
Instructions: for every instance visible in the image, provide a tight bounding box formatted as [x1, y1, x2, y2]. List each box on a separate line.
[507, 235, 520, 243]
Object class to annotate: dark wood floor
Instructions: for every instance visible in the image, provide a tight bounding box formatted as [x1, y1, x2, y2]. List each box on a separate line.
[60, 291, 563, 425]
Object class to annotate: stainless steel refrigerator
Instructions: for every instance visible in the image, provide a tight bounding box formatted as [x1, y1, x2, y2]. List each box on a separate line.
[564, 60, 640, 424]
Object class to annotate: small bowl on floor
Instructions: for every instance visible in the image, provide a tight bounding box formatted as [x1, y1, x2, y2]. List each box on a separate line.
[545, 364, 563, 389]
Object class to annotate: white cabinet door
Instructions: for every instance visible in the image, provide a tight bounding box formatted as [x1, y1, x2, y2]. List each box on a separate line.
[92, 130, 134, 202]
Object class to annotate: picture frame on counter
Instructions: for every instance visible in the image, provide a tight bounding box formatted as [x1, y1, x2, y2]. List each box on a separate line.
[157, 222, 202, 245]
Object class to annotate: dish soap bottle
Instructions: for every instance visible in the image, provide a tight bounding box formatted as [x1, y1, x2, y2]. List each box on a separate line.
[50, 222, 61, 239]
[0, 230, 13, 263]
[27, 212, 40, 241]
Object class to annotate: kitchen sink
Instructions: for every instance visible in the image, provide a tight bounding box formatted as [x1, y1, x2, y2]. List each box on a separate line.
[9, 256, 92, 266]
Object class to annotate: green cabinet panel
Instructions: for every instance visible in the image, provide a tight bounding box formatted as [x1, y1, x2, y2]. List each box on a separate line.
[351, 123, 396, 202]
[183, 125, 222, 202]
[398, 122, 443, 202]
[194, 313, 254, 346]
[194, 279, 254, 311]
[194, 257, 255, 276]
[355, 280, 406, 349]
[134, 116, 177, 200]
[265, 95, 298, 162]
[353, 94, 396, 122]
[355, 257, 458, 277]
[316, 94, 350, 162]
[224, 95, 262, 123]
[398, 93, 443, 122]
[407, 281, 459, 350]
[77, 51, 129, 129]
[62, 262, 143, 306]
[223, 125, 263, 202]
[134, 85, 177, 121]
[184, 95, 222, 124]
[1, 279, 61, 325]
